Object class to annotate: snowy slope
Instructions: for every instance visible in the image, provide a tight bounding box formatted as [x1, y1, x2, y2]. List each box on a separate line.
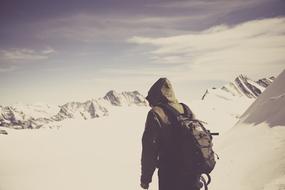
[211, 70, 285, 190]
[189, 75, 274, 134]
[189, 97, 253, 134]
[239, 71, 285, 126]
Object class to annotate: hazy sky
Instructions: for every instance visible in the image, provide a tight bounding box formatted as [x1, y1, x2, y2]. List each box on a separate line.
[0, 0, 285, 105]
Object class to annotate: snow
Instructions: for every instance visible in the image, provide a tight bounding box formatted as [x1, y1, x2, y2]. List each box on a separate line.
[210, 123, 285, 190]
[190, 95, 253, 134]
[222, 82, 243, 97]
[0, 72, 284, 190]
[210, 70, 285, 190]
[239, 70, 285, 126]
[246, 79, 266, 93]
[12, 102, 60, 119]
[0, 106, 153, 190]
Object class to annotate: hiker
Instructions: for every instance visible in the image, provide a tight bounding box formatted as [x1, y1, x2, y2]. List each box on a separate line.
[140, 78, 201, 190]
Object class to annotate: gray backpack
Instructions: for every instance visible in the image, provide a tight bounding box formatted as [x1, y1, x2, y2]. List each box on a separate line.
[159, 103, 219, 189]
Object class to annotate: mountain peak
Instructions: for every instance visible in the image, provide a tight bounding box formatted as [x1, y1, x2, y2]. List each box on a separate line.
[202, 74, 274, 101]
[0, 90, 147, 129]
[104, 90, 119, 97]
[104, 90, 147, 106]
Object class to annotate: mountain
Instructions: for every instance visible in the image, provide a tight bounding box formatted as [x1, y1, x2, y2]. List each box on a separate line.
[202, 75, 274, 100]
[190, 75, 275, 134]
[211, 70, 285, 190]
[0, 90, 147, 129]
[54, 100, 109, 121]
[256, 76, 275, 88]
[104, 90, 147, 106]
[56, 90, 147, 120]
[0, 75, 274, 131]
[0, 103, 59, 129]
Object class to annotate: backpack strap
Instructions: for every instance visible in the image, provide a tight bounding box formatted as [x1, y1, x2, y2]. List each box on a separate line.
[200, 175, 209, 190]
[157, 103, 180, 124]
[180, 103, 194, 119]
[158, 103, 193, 123]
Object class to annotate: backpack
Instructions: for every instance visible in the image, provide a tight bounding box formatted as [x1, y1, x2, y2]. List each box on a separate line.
[159, 103, 218, 189]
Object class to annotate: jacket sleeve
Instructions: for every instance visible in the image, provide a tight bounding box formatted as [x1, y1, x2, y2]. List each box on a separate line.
[140, 110, 161, 184]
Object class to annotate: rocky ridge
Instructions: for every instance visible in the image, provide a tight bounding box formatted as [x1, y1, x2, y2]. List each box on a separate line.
[202, 75, 275, 101]
[0, 90, 147, 129]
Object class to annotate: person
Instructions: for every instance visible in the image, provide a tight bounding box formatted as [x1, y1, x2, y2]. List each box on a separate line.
[140, 78, 201, 190]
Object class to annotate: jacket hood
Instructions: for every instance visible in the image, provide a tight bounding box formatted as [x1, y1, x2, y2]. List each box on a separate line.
[146, 78, 178, 106]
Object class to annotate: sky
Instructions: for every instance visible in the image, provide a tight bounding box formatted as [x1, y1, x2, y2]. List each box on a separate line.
[0, 0, 285, 105]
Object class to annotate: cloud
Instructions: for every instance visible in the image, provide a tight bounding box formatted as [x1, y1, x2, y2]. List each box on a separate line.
[41, 47, 56, 55]
[155, 0, 266, 10]
[0, 66, 17, 73]
[37, 14, 207, 43]
[128, 17, 285, 80]
[0, 47, 56, 62]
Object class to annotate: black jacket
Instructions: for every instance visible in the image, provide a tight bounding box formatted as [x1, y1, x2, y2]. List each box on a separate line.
[141, 78, 199, 190]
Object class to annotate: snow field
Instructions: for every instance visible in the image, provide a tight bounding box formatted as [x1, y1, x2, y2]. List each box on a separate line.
[0, 71, 284, 190]
[210, 123, 285, 190]
[0, 107, 157, 190]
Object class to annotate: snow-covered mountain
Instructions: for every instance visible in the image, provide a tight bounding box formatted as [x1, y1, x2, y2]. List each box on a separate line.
[54, 100, 109, 121]
[0, 103, 59, 129]
[202, 75, 274, 101]
[0, 75, 274, 131]
[256, 76, 275, 88]
[0, 90, 147, 129]
[211, 70, 285, 190]
[104, 90, 147, 106]
[56, 90, 147, 120]
[191, 75, 274, 134]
